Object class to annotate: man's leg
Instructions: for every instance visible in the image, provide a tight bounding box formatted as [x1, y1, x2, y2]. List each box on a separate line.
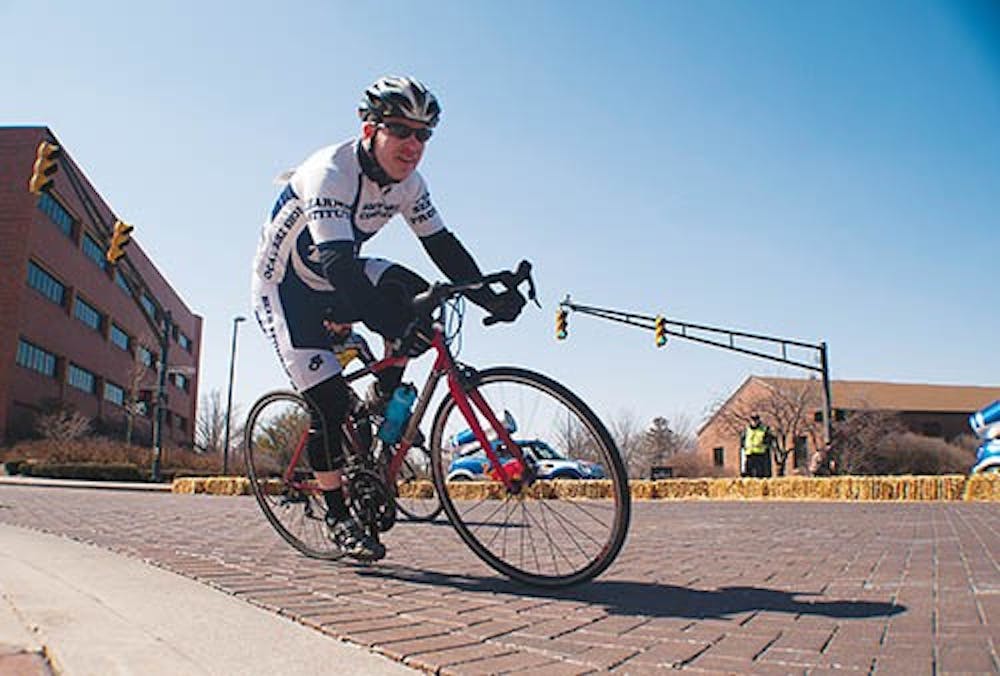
[304, 375, 384, 561]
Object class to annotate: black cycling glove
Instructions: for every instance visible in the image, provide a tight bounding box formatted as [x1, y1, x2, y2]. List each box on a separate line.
[483, 288, 526, 324]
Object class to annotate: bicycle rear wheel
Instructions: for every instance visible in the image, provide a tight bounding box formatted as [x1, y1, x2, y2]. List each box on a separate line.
[244, 390, 343, 560]
[430, 367, 630, 587]
[394, 444, 443, 522]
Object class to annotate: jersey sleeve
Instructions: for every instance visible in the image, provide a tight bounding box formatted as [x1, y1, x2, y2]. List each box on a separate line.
[295, 162, 357, 247]
[402, 172, 445, 238]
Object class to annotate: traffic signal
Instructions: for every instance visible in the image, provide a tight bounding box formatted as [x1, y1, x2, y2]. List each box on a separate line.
[556, 308, 568, 340]
[654, 315, 667, 347]
[28, 141, 61, 194]
[107, 220, 134, 264]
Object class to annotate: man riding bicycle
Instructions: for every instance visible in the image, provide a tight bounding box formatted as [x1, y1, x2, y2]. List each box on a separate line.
[251, 76, 525, 560]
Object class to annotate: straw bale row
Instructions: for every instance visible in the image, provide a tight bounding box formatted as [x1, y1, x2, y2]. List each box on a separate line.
[172, 473, 1000, 500]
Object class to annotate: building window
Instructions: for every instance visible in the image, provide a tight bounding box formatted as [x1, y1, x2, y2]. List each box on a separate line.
[104, 381, 125, 406]
[172, 372, 189, 392]
[73, 296, 104, 332]
[835, 409, 847, 422]
[138, 346, 155, 368]
[110, 324, 130, 351]
[115, 270, 133, 296]
[140, 294, 157, 319]
[178, 333, 192, 352]
[176, 416, 187, 432]
[82, 233, 107, 271]
[27, 260, 66, 306]
[38, 192, 74, 238]
[713, 447, 725, 467]
[16, 339, 56, 377]
[793, 436, 808, 468]
[67, 363, 96, 394]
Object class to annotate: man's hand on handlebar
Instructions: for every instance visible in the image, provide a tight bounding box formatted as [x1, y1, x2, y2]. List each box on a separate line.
[482, 288, 526, 326]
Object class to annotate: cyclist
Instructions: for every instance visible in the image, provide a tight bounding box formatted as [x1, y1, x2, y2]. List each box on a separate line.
[251, 75, 525, 560]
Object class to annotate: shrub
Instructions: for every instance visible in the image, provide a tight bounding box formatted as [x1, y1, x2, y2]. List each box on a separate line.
[0, 437, 234, 481]
[865, 433, 976, 475]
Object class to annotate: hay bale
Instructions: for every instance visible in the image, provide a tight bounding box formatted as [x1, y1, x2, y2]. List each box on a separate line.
[630, 481, 655, 500]
[171, 478, 199, 494]
[965, 474, 1000, 501]
[396, 480, 435, 499]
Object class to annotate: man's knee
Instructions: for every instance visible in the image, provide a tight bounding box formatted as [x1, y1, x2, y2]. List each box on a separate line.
[303, 377, 351, 471]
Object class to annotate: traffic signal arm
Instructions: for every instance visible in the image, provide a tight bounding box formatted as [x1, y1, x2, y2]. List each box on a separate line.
[28, 142, 61, 194]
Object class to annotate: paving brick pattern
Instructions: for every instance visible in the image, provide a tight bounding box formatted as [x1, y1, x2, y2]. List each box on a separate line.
[1, 486, 998, 674]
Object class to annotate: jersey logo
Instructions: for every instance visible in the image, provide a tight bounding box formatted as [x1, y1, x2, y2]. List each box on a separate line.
[308, 354, 324, 371]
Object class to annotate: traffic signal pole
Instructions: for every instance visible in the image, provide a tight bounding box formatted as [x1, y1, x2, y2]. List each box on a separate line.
[557, 296, 834, 449]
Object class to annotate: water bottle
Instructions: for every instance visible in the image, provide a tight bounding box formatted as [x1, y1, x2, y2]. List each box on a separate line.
[377, 384, 417, 444]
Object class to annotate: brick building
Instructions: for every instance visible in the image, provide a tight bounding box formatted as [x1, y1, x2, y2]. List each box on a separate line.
[0, 126, 201, 446]
[697, 376, 1000, 476]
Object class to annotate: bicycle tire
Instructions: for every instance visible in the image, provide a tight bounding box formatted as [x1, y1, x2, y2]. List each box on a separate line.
[394, 444, 444, 522]
[244, 390, 344, 560]
[430, 367, 630, 587]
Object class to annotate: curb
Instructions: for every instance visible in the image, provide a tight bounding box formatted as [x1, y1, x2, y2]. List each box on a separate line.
[169, 474, 1000, 501]
[0, 475, 171, 492]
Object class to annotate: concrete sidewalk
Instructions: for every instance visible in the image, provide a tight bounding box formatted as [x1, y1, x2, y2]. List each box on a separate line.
[0, 523, 416, 675]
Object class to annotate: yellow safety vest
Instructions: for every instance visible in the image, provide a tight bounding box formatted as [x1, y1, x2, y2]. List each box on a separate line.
[744, 426, 767, 455]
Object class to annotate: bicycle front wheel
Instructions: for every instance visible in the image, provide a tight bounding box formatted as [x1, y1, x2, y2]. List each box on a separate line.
[430, 367, 630, 587]
[244, 390, 343, 560]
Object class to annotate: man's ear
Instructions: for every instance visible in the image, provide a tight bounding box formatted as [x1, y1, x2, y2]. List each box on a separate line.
[361, 121, 377, 140]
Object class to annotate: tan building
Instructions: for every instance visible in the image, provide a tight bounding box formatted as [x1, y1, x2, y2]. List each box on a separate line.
[698, 376, 1000, 476]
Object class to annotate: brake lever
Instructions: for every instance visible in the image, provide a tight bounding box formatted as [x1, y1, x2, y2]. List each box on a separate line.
[514, 260, 540, 308]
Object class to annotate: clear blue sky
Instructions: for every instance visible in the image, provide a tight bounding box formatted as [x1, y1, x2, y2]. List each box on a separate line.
[3, 0, 998, 433]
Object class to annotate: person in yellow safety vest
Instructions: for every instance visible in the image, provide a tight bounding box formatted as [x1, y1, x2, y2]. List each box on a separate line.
[740, 414, 775, 478]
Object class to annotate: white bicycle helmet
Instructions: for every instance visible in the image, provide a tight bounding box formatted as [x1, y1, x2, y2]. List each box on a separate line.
[359, 76, 441, 127]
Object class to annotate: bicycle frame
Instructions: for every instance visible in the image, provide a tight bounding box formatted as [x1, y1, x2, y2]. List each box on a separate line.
[341, 326, 529, 492]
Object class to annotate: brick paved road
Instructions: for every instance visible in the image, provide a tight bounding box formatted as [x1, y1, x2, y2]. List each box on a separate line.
[0, 485, 997, 675]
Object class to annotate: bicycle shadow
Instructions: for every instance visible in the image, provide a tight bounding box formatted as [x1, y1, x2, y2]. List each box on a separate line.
[358, 565, 905, 621]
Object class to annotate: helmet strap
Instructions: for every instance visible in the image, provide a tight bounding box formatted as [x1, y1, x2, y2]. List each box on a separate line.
[358, 134, 397, 187]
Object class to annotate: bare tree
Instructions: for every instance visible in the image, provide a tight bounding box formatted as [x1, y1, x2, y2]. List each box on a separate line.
[196, 389, 225, 454]
[829, 409, 906, 475]
[552, 412, 601, 464]
[608, 410, 646, 478]
[35, 400, 91, 441]
[124, 331, 157, 445]
[707, 378, 824, 475]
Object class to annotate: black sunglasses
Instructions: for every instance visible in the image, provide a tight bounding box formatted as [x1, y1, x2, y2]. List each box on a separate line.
[379, 122, 433, 142]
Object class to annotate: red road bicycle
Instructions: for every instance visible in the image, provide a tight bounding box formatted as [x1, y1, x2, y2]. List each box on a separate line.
[243, 262, 630, 587]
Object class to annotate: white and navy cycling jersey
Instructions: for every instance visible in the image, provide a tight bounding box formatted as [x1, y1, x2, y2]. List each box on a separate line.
[253, 138, 445, 292]
[252, 138, 448, 390]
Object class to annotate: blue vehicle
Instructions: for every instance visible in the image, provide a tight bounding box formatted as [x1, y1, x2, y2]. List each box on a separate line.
[446, 438, 606, 482]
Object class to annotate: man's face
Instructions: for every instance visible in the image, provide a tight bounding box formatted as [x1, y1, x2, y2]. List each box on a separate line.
[365, 117, 430, 182]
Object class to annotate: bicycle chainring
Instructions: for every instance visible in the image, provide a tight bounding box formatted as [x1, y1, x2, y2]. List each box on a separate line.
[348, 467, 396, 533]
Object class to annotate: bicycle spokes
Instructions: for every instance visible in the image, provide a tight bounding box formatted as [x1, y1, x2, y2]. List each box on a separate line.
[432, 368, 630, 587]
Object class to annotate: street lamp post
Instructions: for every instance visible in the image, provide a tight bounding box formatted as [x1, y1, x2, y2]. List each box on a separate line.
[222, 315, 246, 475]
[151, 311, 172, 483]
